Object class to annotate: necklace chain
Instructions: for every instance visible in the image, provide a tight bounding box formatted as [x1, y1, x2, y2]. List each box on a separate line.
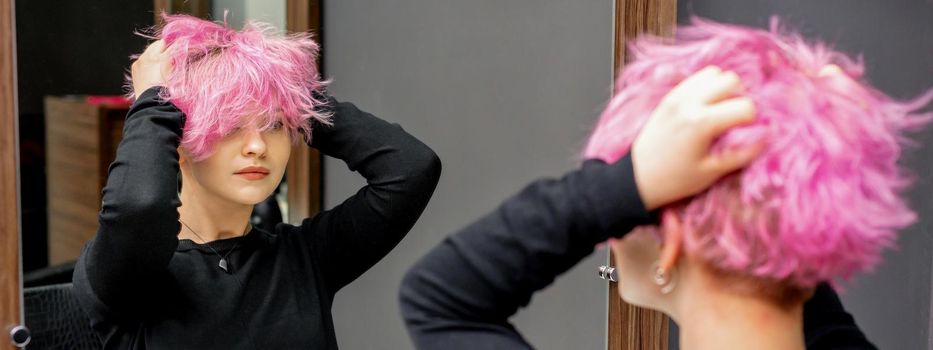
[179, 219, 247, 273]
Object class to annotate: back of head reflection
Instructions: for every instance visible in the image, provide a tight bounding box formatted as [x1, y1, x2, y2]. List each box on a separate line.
[590, 18, 929, 347]
[399, 17, 931, 350]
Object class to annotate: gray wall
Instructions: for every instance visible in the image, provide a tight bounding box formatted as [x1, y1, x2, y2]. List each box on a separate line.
[322, 1, 614, 349]
[677, 1, 933, 349]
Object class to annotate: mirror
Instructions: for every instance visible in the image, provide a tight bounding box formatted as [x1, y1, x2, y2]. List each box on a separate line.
[12, 1, 321, 347]
[15, 0, 289, 288]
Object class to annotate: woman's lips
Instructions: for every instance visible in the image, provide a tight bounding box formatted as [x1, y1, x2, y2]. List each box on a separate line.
[235, 166, 270, 181]
[235, 172, 268, 180]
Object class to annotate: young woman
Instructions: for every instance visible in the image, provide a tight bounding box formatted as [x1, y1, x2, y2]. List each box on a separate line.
[73, 15, 440, 349]
[399, 19, 929, 349]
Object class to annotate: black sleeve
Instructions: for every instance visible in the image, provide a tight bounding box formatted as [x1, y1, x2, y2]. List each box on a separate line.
[399, 156, 656, 349]
[300, 96, 441, 294]
[73, 87, 184, 316]
[803, 283, 877, 349]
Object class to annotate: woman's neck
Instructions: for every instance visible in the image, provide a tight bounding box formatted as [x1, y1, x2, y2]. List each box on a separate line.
[177, 182, 252, 242]
[675, 284, 805, 350]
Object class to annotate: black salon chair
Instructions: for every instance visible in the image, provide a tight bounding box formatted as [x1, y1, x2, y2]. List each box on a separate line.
[23, 283, 101, 350]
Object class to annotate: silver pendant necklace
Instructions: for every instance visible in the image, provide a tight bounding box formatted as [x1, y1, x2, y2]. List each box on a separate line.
[179, 220, 247, 273]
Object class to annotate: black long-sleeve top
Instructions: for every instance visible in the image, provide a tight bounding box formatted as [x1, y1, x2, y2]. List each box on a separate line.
[399, 157, 875, 349]
[73, 87, 441, 349]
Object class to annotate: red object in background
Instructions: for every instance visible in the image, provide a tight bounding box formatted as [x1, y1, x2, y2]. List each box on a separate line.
[85, 95, 132, 108]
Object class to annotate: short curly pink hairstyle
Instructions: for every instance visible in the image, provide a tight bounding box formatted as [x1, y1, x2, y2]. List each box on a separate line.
[585, 18, 932, 289]
[131, 14, 330, 161]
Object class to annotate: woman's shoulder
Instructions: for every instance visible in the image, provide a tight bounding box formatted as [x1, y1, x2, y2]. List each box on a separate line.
[265, 221, 315, 246]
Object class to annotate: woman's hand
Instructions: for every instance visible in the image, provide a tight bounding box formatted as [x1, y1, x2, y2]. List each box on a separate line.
[131, 40, 172, 99]
[632, 66, 763, 211]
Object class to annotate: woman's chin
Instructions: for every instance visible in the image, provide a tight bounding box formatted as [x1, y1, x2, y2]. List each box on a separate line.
[227, 189, 276, 206]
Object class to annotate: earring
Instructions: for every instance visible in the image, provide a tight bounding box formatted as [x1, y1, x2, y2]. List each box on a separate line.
[651, 261, 677, 295]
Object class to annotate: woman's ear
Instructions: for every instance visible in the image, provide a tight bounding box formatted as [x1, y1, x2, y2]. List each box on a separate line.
[659, 210, 683, 272]
[177, 146, 188, 166]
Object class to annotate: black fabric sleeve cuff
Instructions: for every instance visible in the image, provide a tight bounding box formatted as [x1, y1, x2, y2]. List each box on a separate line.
[132, 86, 186, 127]
[584, 155, 660, 237]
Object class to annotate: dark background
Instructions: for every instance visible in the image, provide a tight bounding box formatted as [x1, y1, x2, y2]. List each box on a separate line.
[16, 0, 153, 272]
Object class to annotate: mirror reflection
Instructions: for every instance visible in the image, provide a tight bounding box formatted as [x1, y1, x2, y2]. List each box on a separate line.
[17, 1, 288, 347]
[17, 0, 154, 280]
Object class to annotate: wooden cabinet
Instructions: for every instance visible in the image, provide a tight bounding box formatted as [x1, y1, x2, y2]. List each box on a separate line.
[44, 96, 128, 265]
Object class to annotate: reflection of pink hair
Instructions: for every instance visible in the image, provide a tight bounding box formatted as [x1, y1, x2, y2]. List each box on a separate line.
[585, 18, 932, 288]
[135, 14, 329, 160]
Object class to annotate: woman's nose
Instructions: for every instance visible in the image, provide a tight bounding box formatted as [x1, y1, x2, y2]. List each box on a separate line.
[242, 128, 267, 158]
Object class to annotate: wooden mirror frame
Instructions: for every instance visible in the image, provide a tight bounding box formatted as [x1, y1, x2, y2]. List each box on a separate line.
[1, 0, 21, 347]
[283, 0, 324, 223]
[608, 0, 676, 349]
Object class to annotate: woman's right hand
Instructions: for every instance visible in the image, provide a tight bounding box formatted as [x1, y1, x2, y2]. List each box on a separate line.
[631, 66, 763, 211]
[131, 40, 172, 99]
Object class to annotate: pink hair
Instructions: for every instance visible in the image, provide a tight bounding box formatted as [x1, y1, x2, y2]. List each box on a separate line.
[131, 14, 330, 160]
[585, 18, 933, 288]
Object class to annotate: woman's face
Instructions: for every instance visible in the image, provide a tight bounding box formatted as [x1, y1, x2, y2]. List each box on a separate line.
[183, 120, 291, 206]
[609, 226, 671, 313]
